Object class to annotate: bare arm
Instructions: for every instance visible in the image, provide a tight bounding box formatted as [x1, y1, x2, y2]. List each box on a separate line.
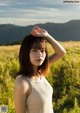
[14, 75, 29, 113]
[31, 26, 66, 66]
[44, 33, 66, 65]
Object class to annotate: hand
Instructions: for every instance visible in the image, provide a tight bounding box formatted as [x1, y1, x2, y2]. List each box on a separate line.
[31, 26, 48, 37]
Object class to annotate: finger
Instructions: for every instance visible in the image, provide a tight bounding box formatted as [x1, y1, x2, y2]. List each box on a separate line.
[31, 30, 39, 37]
[33, 26, 39, 30]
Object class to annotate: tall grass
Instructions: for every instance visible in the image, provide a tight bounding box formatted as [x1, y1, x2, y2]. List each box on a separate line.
[0, 41, 80, 113]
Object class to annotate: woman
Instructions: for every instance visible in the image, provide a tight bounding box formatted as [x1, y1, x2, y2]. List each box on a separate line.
[14, 26, 66, 113]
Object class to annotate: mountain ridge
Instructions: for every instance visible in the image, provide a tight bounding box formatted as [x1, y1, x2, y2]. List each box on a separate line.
[0, 20, 80, 45]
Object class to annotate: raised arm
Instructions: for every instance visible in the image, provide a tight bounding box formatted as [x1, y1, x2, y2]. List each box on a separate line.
[31, 26, 66, 66]
[43, 33, 66, 65]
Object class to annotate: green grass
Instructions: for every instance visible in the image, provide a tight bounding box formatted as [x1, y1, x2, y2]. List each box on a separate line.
[0, 41, 80, 113]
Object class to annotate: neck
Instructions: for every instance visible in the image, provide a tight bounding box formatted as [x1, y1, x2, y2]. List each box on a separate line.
[32, 66, 41, 77]
[31, 71, 42, 81]
[33, 66, 38, 76]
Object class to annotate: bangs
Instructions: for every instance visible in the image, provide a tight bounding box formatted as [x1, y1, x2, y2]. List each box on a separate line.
[31, 38, 46, 49]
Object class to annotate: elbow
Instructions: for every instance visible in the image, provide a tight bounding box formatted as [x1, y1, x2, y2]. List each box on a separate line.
[61, 49, 66, 56]
[63, 49, 66, 54]
[58, 49, 66, 58]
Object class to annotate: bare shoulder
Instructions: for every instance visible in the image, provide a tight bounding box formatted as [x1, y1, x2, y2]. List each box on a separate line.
[15, 75, 28, 84]
[15, 75, 23, 84]
[14, 75, 30, 93]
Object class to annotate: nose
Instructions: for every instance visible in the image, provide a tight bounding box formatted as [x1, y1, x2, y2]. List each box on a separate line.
[37, 50, 42, 57]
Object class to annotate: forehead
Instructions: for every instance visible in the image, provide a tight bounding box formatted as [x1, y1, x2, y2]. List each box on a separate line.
[31, 39, 46, 49]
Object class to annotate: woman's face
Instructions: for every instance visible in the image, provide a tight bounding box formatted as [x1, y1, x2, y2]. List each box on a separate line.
[29, 41, 46, 67]
[29, 48, 46, 67]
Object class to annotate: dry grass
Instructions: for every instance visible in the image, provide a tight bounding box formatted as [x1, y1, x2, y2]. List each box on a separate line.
[0, 41, 80, 56]
[60, 41, 80, 48]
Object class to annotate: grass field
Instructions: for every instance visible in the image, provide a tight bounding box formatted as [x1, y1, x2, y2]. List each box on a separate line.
[0, 41, 80, 113]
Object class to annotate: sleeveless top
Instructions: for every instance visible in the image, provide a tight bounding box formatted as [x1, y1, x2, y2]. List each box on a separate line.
[26, 76, 54, 113]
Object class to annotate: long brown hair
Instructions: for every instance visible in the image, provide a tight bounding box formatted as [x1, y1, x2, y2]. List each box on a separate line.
[17, 34, 49, 77]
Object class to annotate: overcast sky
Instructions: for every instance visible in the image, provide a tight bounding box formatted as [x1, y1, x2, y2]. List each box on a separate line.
[0, 0, 80, 26]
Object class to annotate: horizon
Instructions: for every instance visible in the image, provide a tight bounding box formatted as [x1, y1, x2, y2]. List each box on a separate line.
[0, 19, 80, 27]
[0, 0, 80, 26]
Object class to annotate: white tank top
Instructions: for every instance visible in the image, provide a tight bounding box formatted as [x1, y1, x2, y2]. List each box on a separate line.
[26, 76, 54, 113]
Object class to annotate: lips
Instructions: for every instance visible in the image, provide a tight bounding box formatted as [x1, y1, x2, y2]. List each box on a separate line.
[36, 59, 43, 62]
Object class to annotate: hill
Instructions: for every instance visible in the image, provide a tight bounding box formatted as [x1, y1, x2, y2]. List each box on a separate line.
[0, 20, 80, 45]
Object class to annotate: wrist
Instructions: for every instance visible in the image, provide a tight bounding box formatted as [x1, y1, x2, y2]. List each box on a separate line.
[43, 32, 49, 38]
[44, 33, 53, 40]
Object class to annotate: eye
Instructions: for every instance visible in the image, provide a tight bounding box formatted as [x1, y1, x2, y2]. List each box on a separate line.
[41, 49, 45, 53]
[32, 49, 37, 52]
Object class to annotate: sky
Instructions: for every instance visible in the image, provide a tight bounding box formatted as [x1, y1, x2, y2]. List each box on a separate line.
[0, 0, 80, 26]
